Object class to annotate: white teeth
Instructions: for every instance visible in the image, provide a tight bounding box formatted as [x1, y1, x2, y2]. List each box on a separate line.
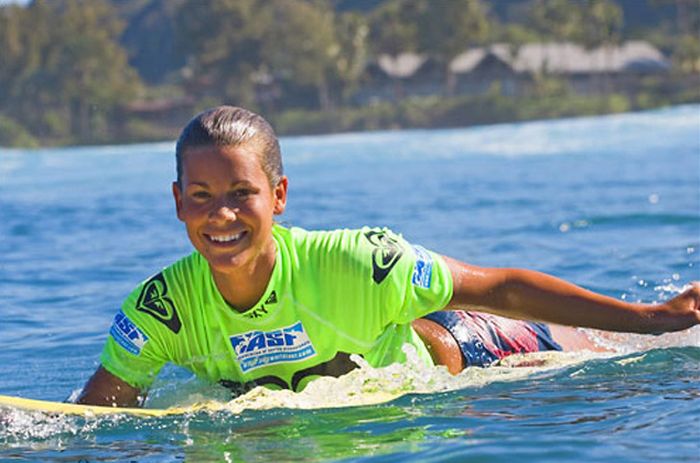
[209, 232, 243, 243]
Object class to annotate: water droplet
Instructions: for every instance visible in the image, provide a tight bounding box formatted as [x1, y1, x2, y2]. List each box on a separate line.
[559, 223, 570, 233]
[672, 273, 680, 281]
[648, 193, 660, 204]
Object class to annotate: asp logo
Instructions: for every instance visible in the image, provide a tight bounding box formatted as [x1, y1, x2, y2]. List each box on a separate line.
[229, 321, 317, 373]
[110, 310, 149, 355]
[135, 272, 181, 333]
[411, 245, 433, 289]
[364, 230, 404, 284]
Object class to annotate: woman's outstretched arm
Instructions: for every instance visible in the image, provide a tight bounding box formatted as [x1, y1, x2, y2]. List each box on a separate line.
[443, 255, 700, 334]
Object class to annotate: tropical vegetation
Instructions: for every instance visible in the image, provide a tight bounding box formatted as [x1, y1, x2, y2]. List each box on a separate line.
[0, 0, 697, 147]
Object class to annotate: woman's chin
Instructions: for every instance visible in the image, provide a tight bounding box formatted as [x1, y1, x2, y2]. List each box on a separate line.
[207, 254, 249, 274]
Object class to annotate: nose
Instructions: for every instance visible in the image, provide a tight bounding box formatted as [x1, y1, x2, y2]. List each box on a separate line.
[209, 202, 238, 223]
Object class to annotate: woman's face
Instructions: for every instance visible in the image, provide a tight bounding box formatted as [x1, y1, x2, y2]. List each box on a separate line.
[172, 144, 287, 275]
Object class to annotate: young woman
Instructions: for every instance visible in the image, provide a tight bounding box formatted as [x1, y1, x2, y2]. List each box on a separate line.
[77, 106, 700, 407]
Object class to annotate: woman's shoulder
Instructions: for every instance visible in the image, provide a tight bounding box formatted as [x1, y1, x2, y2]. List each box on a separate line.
[118, 251, 208, 335]
[123, 251, 207, 301]
[275, 224, 410, 270]
[278, 223, 401, 249]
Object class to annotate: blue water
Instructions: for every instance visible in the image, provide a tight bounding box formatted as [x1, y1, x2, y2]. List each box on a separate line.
[1, 106, 699, 462]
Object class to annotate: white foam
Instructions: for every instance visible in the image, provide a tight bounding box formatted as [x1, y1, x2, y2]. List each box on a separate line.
[159, 345, 603, 414]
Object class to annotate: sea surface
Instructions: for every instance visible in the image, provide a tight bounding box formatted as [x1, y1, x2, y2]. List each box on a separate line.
[0, 105, 699, 463]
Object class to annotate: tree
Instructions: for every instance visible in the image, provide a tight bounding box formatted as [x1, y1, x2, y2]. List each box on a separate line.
[49, 0, 143, 140]
[368, 0, 420, 57]
[527, 0, 584, 43]
[261, 0, 339, 111]
[332, 11, 369, 106]
[175, 0, 266, 108]
[674, 33, 700, 73]
[115, 0, 187, 85]
[580, 0, 624, 94]
[652, 0, 700, 73]
[415, 0, 491, 95]
[0, 1, 54, 135]
[367, 0, 423, 99]
[580, 0, 623, 50]
[0, 6, 25, 104]
[0, 0, 141, 144]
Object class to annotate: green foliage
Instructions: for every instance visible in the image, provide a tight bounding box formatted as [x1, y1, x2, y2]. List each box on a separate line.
[332, 12, 369, 104]
[271, 89, 640, 137]
[673, 34, 700, 73]
[176, 0, 263, 108]
[527, 0, 584, 41]
[367, 0, 421, 56]
[122, 118, 178, 142]
[261, 0, 338, 110]
[50, 0, 143, 139]
[0, 0, 697, 147]
[527, 0, 623, 47]
[0, 0, 142, 146]
[415, 0, 491, 94]
[496, 23, 542, 45]
[415, 0, 491, 60]
[580, 0, 624, 49]
[0, 114, 39, 147]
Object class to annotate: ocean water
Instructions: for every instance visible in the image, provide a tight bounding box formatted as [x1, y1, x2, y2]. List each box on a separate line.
[1, 105, 699, 462]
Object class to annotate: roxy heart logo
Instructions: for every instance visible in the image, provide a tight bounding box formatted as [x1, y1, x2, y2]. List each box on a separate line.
[364, 230, 404, 284]
[136, 272, 181, 333]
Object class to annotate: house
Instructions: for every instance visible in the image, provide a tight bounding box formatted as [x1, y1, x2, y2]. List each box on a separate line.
[450, 44, 519, 95]
[359, 52, 441, 103]
[508, 41, 669, 94]
[359, 41, 669, 101]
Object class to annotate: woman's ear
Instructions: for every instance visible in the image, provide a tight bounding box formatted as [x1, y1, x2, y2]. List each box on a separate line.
[273, 176, 289, 215]
[172, 181, 184, 221]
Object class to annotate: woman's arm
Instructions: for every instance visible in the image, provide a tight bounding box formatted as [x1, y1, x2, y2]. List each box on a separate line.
[76, 366, 144, 407]
[443, 255, 700, 334]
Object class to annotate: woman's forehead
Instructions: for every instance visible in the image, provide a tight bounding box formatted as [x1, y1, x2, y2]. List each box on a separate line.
[181, 145, 266, 179]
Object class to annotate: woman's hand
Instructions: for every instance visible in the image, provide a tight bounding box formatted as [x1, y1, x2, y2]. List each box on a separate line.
[645, 282, 700, 334]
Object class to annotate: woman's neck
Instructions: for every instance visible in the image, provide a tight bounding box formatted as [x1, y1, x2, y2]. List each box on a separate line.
[211, 242, 277, 313]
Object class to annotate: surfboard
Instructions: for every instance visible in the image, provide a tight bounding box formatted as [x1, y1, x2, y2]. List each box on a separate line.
[0, 388, 405, 417]
[0, 393, 219, 417]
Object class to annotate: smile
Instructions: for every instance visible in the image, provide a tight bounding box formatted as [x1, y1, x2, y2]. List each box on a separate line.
[205, 231, 247, 244]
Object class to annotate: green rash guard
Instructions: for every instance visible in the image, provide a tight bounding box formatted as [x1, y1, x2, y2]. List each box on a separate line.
[101, 225, 454, 392]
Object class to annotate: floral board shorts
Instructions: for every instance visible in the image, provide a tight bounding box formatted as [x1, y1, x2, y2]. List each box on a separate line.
[423, 311, 563, 367]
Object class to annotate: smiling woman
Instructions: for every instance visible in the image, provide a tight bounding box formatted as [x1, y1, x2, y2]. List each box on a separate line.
[173, 144, 288, 310]
[76, 105, 700, 408]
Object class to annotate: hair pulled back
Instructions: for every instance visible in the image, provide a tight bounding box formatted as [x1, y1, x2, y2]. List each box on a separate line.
[175, 106, 283, 188]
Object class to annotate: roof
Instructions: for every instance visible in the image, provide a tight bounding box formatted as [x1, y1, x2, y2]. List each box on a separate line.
[450, 44, 513, 73]
[376, 53, 428, 78]
[375, 41, 669, 78]
[512, 41, 669, 74]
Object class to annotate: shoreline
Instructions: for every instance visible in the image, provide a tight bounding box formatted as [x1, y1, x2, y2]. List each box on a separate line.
[2, 96, 698, 150]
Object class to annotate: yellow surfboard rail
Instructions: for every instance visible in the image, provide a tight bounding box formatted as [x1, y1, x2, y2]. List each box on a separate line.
[0, 393, 221, 417]
[0, 389, 405, 417]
